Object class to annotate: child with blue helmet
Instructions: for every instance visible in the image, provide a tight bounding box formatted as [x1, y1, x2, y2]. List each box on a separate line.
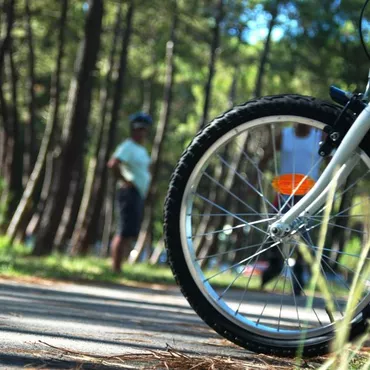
[107, 112, 153, 273]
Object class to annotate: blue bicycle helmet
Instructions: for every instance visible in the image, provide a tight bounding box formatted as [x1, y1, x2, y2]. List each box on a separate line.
[129, 112, 153, 129]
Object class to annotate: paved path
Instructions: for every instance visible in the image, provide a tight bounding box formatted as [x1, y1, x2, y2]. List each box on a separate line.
[1, 278, 362, 369]
[0, 278, 256, 369]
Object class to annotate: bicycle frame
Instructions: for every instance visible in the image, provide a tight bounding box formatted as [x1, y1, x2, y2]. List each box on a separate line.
[270, 103, 370, 236]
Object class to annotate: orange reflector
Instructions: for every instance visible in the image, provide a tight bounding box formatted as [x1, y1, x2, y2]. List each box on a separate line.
[272, 174, 315, 195]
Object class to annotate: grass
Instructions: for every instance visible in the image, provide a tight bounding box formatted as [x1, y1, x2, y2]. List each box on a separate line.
[0, 236, 262, 289]
[0, 236, 355, 296]
[0, 236, 176, 286]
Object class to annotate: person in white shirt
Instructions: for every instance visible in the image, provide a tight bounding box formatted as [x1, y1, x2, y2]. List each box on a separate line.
[107, 113, 152, 273]
[261, 124, 322, 295]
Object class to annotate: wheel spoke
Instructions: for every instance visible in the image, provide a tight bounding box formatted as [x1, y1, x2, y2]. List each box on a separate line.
[271, 124, 282, 211]
[256, 155, 271, 222]
[256, 264, 287, 326]
[192, 212, 277, 217]
[278, 262, 289, 331]
[299, 232, 345, 317]
[195, 240, 275, 262]
[280, 157, 323, 211]
[321, 253, 369, 287]
[307, 221, 366, 236]
[291, 128, 297, 210]
[193, 192, 269, 236]
[192, 217, 274, 239]
[307, 200, 365, 231]
[311, 214, 370, 219]
[288, 240, 368, 260]
[235, 237, 271, 316]
[217, 155, 279, 213]
[204, 241, 281, 282]
[314, 168, 370, 218]
[201, 171, 271, 225]
[289, 263, 302, 330]
[275, 242, 323, 326]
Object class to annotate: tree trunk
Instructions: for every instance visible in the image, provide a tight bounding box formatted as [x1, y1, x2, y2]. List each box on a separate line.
[6, 0, 68, 242]
[33, 0, 104, 256]
[25, 152, 54, 236]
[199, 0, 223, 129]
[100, 176, 115, 257]
[253, 2, 279, 97]
[228, 61, 239, 108]
[2, 49, 23, 225]
[141, 78, 153, 116]
[0, 0, 15, 186]
[70, 1, 133, 255]
[54, 154, 84, 251]
[69, 3, 123, 255]
[23, 0, 36, 184]
[129, 2, 178, 264]
[0, 0, 15, 73]
[0, 76, 9, 180]
[196, 67, 242, 267]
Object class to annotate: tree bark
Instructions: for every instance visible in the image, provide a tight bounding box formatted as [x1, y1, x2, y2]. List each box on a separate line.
[129, 2, 178, 264]
[33, 0, 104, 256]
[69, 3, 123, 255]
[6, 0, 68, 243]
[0, 0, 15, 73]
[199, 0, 223, 129]
[2, 48, 23, 225]
[23, 0, 36, 183]
[253, 1, 279, 97]
[0, 0, 15, 181]
[141, 78, 153, 116]
[0, 77, 9, 180]
[54, 153, 84, 251]
[25, 152, 54, 236]
[70, 1, 133, 255]
[196, 68, 242, 267]
[100, 176, 115, 257]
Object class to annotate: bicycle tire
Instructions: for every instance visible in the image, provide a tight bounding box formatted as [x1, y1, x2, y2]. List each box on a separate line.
[164, 94, 370, 357]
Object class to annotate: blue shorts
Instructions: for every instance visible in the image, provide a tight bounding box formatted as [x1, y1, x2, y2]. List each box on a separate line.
[116, 186, 144, 237]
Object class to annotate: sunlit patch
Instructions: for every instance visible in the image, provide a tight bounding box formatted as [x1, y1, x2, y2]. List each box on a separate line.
[272, 173, 315, 195]
[288, 258, 296, 267]
[223, 224, 233, 235]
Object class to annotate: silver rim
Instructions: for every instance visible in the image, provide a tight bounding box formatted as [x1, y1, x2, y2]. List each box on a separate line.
[180, 115, 370, 340]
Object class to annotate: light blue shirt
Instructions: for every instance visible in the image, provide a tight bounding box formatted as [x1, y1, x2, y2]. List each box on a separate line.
[113, 138, 151, 198]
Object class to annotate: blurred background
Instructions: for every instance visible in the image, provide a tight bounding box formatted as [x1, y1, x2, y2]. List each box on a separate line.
[0, 0, 369, 279]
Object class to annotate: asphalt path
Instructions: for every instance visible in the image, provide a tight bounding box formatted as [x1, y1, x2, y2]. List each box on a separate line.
[1, 278, 363, 369]
[0, 278, 257, 369]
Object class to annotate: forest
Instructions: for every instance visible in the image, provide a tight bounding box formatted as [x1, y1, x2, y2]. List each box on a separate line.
[0, 0, 369, 263]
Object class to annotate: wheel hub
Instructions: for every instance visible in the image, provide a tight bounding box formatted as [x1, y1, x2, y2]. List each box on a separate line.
[269, 217, 307, 241]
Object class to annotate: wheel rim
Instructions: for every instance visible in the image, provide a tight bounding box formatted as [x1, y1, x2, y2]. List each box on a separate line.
[179, 115, 370, 340]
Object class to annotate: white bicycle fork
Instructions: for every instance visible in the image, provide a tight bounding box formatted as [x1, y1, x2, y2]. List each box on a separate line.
[270, 104, 370, 236]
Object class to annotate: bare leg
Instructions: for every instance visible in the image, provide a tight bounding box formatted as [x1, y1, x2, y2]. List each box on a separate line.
[111, 234, 132, 273]
[122, 237, 133, 261]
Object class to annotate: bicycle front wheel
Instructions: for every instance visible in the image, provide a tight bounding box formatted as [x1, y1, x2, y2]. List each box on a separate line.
[164, 95, 370, 357]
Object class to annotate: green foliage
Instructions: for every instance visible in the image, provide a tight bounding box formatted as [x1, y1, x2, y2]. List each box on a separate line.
[3, 0, 370, 247]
